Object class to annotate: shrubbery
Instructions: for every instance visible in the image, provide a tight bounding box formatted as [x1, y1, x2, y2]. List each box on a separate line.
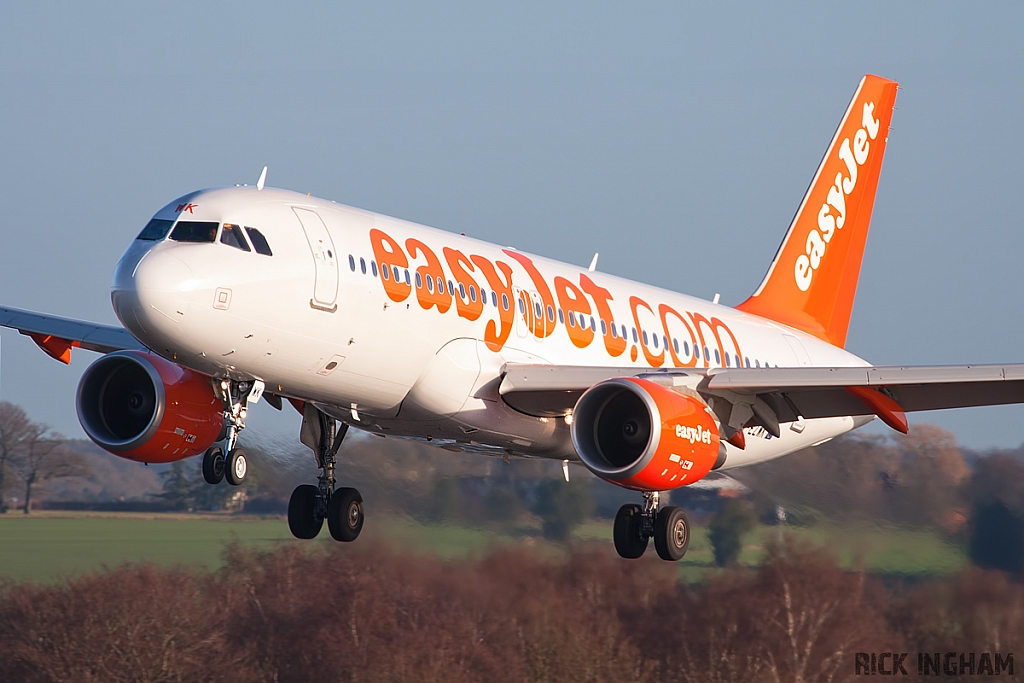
[2, 538, 1022, 683]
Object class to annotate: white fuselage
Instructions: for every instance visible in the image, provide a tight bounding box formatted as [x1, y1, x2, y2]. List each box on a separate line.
[112, 186, 872, 469]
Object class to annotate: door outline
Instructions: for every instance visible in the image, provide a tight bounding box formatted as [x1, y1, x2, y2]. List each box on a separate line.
[293, 208, 339, 312]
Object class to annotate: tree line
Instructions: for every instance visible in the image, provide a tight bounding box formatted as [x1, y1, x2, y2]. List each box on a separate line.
[0, 402, 89, 514]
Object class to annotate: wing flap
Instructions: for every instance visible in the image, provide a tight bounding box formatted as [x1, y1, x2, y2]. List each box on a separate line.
[499, 362, 1024, 425]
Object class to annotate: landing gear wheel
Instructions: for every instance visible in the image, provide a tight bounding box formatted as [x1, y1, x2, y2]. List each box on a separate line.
[654, 506, 690, 561]
[613, 504, 649, 559]
[288, 484, 323, 539]
[202, 446, 225, 485]
[225, 448, 247, 486]
[327, 487, 364, 542]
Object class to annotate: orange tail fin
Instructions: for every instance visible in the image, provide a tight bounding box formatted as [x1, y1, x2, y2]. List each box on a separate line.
[736, 75, 898, 348]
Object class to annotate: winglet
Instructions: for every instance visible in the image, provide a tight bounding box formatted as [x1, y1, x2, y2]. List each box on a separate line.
[736, 75, 899, 348]
[256, 166, 268, 191]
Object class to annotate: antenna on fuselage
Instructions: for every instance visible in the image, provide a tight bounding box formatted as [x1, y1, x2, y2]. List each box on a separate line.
[588, 253, 599, 272]
[256, 166, 268, 191]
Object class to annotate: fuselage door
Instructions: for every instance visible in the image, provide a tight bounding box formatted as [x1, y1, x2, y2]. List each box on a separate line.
[293, 208, 338, 312]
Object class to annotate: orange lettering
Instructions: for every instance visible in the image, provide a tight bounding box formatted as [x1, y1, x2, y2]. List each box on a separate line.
[471, 255, 515, 352]
[406, 238, 452, 313]
[630, 297, 664, 367]
[443, 247, 484, 321]
[688, 312, 743, 368]
[659, 304, 698, 368]
[579, 274, 626, 357]
[370, 229, 411, 303]
[502, 250, 556, 339]
[554, 277, 594, 349]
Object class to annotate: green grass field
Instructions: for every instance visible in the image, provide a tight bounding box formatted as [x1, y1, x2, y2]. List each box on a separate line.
[0, 512, 967, 584]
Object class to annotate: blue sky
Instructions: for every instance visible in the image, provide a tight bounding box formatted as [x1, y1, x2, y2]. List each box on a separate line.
[1, 2, 1022, 448]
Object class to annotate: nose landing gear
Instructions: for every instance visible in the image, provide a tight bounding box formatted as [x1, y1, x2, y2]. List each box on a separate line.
[201, 379, 259, 486]
[287, 405, 364, 543]
[613, 491, 691, 561]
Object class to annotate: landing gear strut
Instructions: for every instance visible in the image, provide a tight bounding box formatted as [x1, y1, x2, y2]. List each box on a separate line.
[202, 379, 259, 486]
[613, 491, 690, 561]
[287, 406, 364, 542]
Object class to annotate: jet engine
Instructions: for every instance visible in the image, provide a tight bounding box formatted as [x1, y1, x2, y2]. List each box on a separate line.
[570, 377, 721, 490]
[76, 350, 224, 463]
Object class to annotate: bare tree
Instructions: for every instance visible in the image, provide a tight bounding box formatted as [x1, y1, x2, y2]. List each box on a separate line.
[12, 422, 89, 514]
[0, 402, 31, 512]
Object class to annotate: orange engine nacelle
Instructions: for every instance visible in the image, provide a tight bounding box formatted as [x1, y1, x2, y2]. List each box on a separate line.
[76, 350, 225, 463]
[570, 377, 722, 491]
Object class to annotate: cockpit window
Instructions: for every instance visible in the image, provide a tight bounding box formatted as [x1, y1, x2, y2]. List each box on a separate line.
[244, 227, 273, 256]
[169, 221, 218, 243]
[136, 218, 174, 241]
[220, 224, 251, 252]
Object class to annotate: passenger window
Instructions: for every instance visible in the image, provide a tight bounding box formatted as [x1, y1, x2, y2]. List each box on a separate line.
[170, 221, 218, 243]
[382, 265, 390, 281]
[502, 293, 509, 310]
[136, 218, 174, 241]
[590, 316, 596, 331]
[469, 286, 477, 302]
[600, 319, 606, 335]
[673, 338, 679, 354]
[652, 334, 658, 349]
[683, 341, 690, 357]
[393, 266, 401, 282]
[548, 306, 555, 322]
[360, 258, 366, 274]
[632, 328, 638, 343]
[448, 280, 455, 296]
[349, 255, 356, 271]
[518, 298, 525, 314]
[558, 309, 564, 324]
[745, 357, 751, 368]
[491, 291, 498, 307]
[404, 269, 410, 285]
[610, 323, 617, 338]
[535, 302, 542, 319]
[371, 261, 378, 277]
[459, 283, 466, 299]
[569, 312, 576, 328]
[426, 275, 433, 292]
[714, 349, 720, 364]
[244, 227, 273, 256]
[415, 272, 423, 288]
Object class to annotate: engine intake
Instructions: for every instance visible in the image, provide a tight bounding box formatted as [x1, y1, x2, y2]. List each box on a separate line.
[570, 377, 721, 491]
[77, 350, 224, 463]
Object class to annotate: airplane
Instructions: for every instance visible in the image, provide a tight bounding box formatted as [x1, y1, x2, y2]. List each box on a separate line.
[3, 74, 1023, 561]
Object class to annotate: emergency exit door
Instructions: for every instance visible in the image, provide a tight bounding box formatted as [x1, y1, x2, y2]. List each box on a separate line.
[293, 208, 338, 312]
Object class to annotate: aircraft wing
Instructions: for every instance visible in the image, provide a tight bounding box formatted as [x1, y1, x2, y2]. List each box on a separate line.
[499, 362, 1024, 434]
[0, 305, 144, 362]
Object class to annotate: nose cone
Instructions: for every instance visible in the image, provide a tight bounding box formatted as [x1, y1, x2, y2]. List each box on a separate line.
[111, 244, 193, 347]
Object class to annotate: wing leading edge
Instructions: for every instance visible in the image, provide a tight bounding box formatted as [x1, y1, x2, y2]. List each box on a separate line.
[499, 362, 1024, 435]
[0, 305, 144, 363]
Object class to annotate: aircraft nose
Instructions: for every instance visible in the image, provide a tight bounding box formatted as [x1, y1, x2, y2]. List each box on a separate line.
[111, 248, 193, 341]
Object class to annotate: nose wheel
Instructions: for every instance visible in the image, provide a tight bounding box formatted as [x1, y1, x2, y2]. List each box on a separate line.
[201, 445, 248, 486]
[612, 492, 690, 561]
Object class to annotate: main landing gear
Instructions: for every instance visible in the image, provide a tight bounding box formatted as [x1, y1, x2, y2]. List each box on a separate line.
[202, 378, 258, 487]
[613, 491, 691, 561]
[287, 405, 364, 543]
